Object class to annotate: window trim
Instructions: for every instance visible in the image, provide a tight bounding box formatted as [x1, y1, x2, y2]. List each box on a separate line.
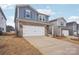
[38, 15, 46, 21]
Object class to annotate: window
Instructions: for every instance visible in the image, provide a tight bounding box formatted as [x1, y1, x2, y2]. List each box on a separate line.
[38, 15, 46, 21]
[61, 22, 64, 26]
[25, 10, 31, 18]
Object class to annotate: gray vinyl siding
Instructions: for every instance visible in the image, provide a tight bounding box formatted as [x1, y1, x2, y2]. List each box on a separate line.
[19, 7, 25, 19]
[66, 22, 77, 36]
[57, 18, 66, 26]
[31, 11, 38, 20]
[0, 12, 6, 32]
[16, 6, 49, 22]
[73, 23, 77, 32]
[17, 7, 38, 20]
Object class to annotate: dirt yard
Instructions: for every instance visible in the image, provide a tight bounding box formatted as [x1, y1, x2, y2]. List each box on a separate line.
[0, 33, 41, 55]
[54, 36, 79, 44]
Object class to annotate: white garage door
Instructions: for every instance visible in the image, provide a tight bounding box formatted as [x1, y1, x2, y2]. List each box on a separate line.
[23, 25, 45, 36]
[73, 32, 77, 36]
[62, 30, 69, 36]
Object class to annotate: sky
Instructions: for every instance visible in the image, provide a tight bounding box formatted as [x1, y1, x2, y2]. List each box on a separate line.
[0, 4, 79, 27]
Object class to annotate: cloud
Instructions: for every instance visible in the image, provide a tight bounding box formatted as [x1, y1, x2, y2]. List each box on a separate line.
[6, 16, 15, 27]
[0, 4, 15, 10]
[0, 4, 7, 9]
[37, 9, 55, 15]
[67, 16, 79, 23]
[36, 6, 55, 16]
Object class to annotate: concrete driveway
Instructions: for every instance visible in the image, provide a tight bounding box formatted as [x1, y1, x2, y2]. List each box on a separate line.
[24, 36, 79, 55]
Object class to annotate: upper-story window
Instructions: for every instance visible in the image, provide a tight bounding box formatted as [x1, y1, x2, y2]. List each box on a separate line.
[38, 15, 46, 21]
[61, 22, 64, 26]
[25, 10, 31, 18]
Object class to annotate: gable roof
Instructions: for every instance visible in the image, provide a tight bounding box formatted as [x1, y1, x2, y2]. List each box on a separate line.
[0, 7, 7, 20]
[67, 21, 77, 25]
[49, 17, 67, 22]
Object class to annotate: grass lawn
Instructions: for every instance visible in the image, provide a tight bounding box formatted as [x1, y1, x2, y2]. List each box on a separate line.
[54, 36, 79, 45]
[0, 33, 41, 55]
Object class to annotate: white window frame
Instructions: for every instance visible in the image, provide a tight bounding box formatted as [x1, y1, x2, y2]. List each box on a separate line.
[38, 15, 46, 21]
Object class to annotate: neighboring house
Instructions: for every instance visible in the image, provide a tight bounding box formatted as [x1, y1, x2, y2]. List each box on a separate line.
[49, 17, 69, 36]
[66, 22, 78, 36]
[0, 7, 7, 33]
[14, 5, 49, 36]
[6, 25, 15, 32]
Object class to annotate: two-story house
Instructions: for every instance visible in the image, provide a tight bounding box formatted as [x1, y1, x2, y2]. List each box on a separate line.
[14, 5, 49, 36]
[0, 7, 7, 33]
[66, 22, 78, 36]
[49, 17, 69, 36]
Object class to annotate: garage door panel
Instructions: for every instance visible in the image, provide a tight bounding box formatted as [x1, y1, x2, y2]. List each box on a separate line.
[62, 30, 69, 36]
[23, 25, 45, 36]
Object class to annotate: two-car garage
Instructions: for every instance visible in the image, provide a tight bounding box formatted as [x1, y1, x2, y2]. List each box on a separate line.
[23, 25, 45, 36]
[18, 20, 48, 37]
[62, 30, 69, 36]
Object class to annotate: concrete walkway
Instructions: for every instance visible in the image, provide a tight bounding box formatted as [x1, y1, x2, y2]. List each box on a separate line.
[24, 36, 79, 55]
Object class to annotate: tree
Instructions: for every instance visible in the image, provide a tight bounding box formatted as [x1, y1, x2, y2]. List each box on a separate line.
[6, 25, 15, 32]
